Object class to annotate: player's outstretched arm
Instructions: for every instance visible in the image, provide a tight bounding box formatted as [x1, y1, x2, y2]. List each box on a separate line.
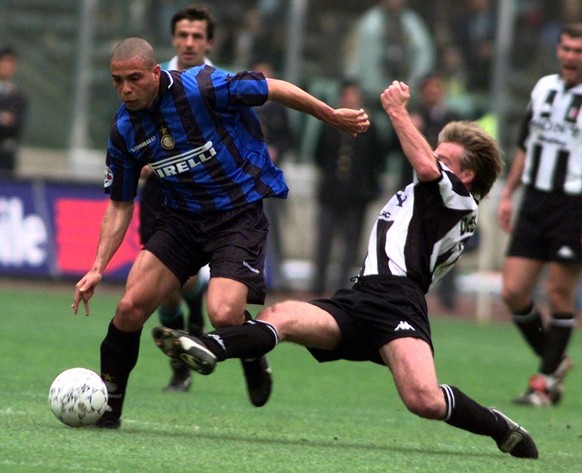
[381, 81, 440, 182]
[266, 77, 370, 135]
[72, 199, 134, 316]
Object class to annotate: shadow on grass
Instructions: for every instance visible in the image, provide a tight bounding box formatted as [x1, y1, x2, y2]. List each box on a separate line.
[105, 422, 507, 461]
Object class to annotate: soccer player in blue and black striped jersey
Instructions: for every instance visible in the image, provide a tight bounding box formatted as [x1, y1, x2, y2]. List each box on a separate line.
[139, 4, 217, 393]
[71, 37, 369, 428]
[153, 81, 539, 459]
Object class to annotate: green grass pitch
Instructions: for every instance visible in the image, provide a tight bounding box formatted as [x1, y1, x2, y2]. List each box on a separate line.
[0, 282, 580, 472]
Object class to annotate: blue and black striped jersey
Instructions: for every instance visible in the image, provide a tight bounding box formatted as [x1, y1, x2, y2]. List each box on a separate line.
[104, 65, 289, 212]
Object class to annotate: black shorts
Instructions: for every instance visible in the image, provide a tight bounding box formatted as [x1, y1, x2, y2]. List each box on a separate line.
[507, 188, 582, 263]
[138, 174, 164, 245]
[144, 201, 269, 304]
[307, 275, 432, 366]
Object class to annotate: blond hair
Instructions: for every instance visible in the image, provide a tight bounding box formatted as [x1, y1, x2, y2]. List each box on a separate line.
[438, 121, 503, 199]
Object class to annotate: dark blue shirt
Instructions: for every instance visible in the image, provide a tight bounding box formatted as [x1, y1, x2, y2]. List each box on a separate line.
[104, 66, 289, 212]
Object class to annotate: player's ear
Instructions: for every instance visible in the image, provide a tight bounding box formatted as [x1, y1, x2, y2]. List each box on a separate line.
[460, 168, 476, 184]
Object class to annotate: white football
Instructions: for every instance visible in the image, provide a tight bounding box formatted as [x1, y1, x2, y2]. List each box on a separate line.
[48, 368, 108, 427]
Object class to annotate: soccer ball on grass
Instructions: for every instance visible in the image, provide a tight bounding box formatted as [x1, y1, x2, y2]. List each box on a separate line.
[48, 368, 108, 427]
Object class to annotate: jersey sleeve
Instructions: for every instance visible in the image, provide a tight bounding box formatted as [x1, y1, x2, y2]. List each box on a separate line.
[213, 70, 269, 109]
[516, 102, 533, 150]
[104, 120, 144, 201]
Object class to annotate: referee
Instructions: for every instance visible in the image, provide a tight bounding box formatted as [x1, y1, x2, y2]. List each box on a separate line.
[498, 23, 582, 406]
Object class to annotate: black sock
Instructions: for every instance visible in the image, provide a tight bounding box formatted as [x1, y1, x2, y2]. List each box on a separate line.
[541, 313, 574, 374]
[100, 320, 142, 418]
[512, 304, 544, 357]
[201, 320, 279, 361]
[441, 385, 506, 442]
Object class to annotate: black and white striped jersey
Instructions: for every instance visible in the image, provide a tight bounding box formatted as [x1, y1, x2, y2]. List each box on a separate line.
[359, 162, 478, 294]
[517, 74, 582, 195]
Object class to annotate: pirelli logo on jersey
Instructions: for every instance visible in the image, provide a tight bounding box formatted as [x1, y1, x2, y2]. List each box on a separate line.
[150, 141, 217, 178]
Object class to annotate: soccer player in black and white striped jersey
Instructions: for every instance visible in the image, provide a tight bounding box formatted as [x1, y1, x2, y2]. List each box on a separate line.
[154, 81, 540, 459]
[498, 23, 582, 407]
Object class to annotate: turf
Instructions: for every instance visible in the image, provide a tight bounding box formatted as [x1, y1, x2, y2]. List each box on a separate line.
[1, 282, 580, 472]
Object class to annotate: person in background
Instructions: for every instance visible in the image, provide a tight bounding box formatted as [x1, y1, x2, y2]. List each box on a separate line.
[153, 81, 538, 461]
[0, 46, 27, 177]
[344, 0, 435, 110]
[138, 4, 216, 392]
[161, 4, 215, 71]
[72, 37, 370, 429]
[497, 23, 582, 406]
[343, 0, 436, 197]
[537, 0, 582, 75]
[451, 0, 496, 105]
[311, 79, 384, 294]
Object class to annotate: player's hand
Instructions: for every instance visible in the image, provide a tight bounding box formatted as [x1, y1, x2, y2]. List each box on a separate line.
[497, 195, 513, 233]
[381, 81, 410, 113]
[331, 107, 370, 136]
[72, 271, 102, 316]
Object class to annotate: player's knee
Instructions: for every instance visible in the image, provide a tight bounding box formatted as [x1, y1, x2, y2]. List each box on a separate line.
[207, 305, 245, 327]
[402, 391, 444, 420]
[546, 284, 576, 310]
[115, 297, 148, 331]
[500, 284, 528, 310]
[259, 302, 288, 321]
[257, 301, 297, 337]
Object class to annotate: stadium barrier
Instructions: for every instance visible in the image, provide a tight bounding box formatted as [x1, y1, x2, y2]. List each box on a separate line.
[0, 177, 140, 280]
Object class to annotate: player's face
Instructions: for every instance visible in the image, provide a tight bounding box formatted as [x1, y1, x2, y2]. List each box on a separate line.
[557, 34, 582, 87]
[0, 56, 18, 80]
[435, 142, 475, 187]
[420, 77, 444, 107]
[172, 19, 213, 70]
[111, 58, 161, 111]
[340, 85, 363, 109]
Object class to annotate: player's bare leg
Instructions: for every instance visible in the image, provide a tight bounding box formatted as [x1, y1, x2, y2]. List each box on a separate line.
[380, 338, 538, 459]
[207, 277, 273, 407]
[98, 250, 180, 428]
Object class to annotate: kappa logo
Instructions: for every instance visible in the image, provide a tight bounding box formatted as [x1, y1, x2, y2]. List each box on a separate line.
[556, 246, 576, 259]
[207, 333, 226, 350]
[395, 321, 415, 331]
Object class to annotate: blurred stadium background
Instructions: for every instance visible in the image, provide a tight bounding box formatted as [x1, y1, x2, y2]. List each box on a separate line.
[0, 0, 573, 320]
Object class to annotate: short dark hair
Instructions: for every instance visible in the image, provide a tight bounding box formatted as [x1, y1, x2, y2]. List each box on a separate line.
[419, 72, 444, 88]
[0, 45, 17, 60]
[111, 37, 157, 68]
[560, 23, 582, 40]
[171, 5, 216, 40]
[339, 78, 360, 91]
